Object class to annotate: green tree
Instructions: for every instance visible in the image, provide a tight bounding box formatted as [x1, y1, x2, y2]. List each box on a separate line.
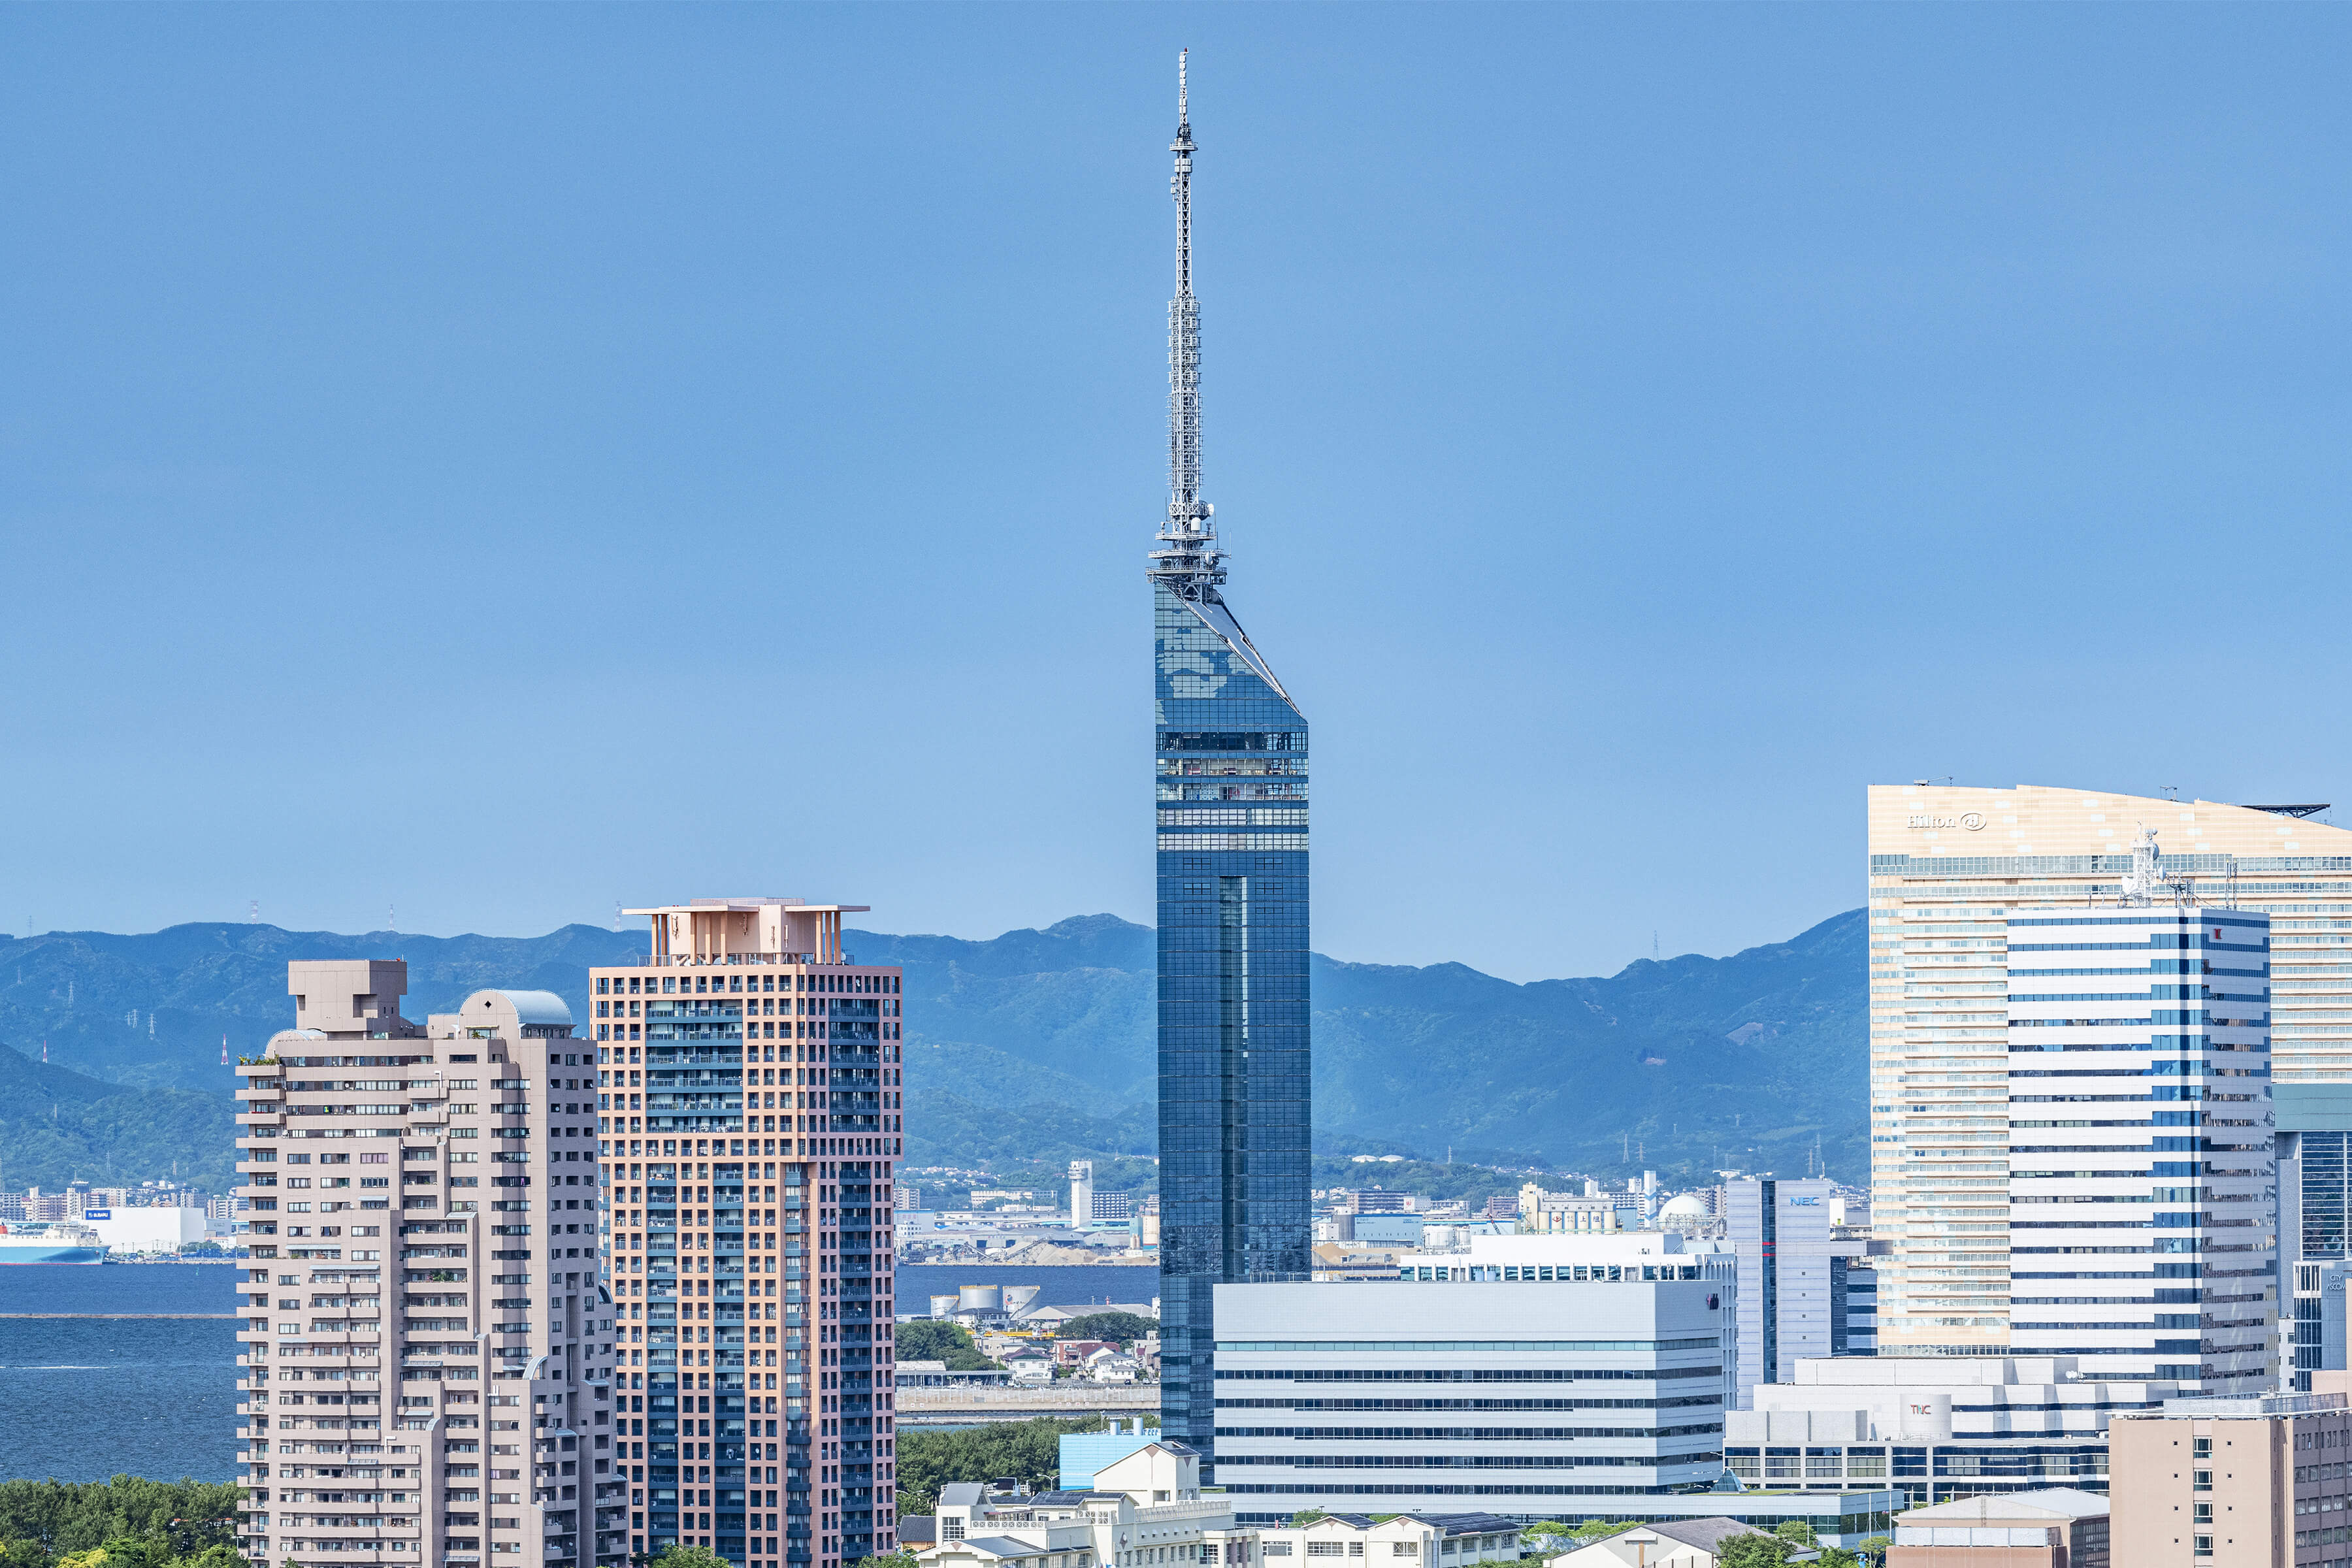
[1812, 1549, 1863, 1568]
[1288, 1511, 1328, 1527]
[895, 1321, 994, 1372]
[1772, 1522, 1819, 1550]
[649, 1547, 733, 1568]
[851, 1553, 919, 1568]
[0, 1477, 245, 1568]
[894, 1417, 1117, 1517]
[1516, 1523, 1573, 1554]
[1052, 1313, 1158, 1348]
[1715, 1536, 1790, 1568]
[1855, 1535, 1893, 1567]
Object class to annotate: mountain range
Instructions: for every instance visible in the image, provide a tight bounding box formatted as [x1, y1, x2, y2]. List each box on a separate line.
[0, 908, 1866, 1194]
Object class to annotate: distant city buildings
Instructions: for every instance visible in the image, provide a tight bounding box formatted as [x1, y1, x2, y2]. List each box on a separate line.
[1516, 1182, 1624, 1233]
[0, 1177, 216, 1230]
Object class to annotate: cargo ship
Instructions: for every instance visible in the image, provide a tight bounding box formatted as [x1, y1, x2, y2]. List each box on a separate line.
[0, 1222, 105, 1265]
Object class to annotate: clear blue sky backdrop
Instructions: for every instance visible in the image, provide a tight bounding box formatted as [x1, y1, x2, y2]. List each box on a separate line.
[5, 6, 2349, 981]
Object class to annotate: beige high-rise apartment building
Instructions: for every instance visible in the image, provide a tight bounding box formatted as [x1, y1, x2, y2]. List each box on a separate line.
[1869, 784, 2352, 1358]
[233, 960, 622, 1568]
[593, 897, 906, 1568]
[2108, 1387, 2352, 1565]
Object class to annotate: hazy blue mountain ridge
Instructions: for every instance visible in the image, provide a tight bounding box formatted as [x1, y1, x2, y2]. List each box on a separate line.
[0, 907, 1865, 1190]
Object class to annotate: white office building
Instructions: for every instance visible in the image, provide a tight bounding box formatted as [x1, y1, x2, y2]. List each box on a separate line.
[1724, 1354, 2181, 1506]
[1724, 1177, 1872, 1407]
[1208, 1273, 1892, 1544]
[2000, 893, 2274, 1392]
[1204, 1269, 1882, 1542]
[1212, 1274, 1726, 1518]
[1866, 785, 2323, 1358]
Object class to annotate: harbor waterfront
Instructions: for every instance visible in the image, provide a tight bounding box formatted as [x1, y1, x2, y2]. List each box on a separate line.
[0, 1265, 1145, 1485]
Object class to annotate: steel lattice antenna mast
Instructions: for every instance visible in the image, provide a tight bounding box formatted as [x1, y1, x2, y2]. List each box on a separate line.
[1148, 49, 1225, 599]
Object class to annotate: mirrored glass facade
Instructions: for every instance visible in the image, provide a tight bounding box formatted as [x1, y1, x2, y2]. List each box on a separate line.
[1154, 582, 1311, 1465]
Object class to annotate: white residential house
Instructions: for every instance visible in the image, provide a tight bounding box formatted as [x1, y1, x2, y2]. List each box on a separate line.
[1086, 1348, 1143, 1384]
[1257, 1513, 1524, 1568]
[1548, 1518, 1782, 1568]
[1005, 1347, 1055, 1384]
[917, 1443, 1254, 1568]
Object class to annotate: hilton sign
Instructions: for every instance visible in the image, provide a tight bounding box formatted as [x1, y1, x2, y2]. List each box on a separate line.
[1908, 813, 1987, 831]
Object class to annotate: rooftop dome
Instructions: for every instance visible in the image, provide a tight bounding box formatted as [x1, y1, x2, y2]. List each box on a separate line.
[1659, 1194, 1709, 1221]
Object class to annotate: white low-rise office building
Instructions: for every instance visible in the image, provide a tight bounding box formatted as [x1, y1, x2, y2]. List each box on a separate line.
[1213, 1273, 1731, 1517]
[915, 1443, 1252, 1568]
[1210, 1273, 1893, 1545]
[1723, 1354, 2181, 1506]
[1255, 1512, 1522, 1568]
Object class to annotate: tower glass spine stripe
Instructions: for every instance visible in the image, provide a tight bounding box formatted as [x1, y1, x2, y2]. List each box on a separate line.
[1151, 52, 1312, 1467]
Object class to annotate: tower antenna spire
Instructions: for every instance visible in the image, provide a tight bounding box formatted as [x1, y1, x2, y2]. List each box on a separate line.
[1150, 48, 1222, 598]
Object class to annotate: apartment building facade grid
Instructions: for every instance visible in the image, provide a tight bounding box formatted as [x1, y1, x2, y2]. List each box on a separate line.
[1868, 784, 2317, 1360]
[2108, 1389, 2352, 1566]
[593, 899, 907, 1568]
[233, 962, 618, 1568]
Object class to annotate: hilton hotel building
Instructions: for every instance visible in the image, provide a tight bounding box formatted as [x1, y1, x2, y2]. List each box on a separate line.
[1869, 784, 2352, 1365]
[235, 961, 619, 1568]
[593, 898, 906, 1568]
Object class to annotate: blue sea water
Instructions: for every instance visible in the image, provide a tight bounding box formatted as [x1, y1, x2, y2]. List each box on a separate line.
[0, 1264, 1153, 1484]
[0, 1264, 242, 1484]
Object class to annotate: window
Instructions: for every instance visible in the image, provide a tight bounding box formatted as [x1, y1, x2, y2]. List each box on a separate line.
[1264, 1548, 1290, 1560]
[1307, 1547, 1343, 1558]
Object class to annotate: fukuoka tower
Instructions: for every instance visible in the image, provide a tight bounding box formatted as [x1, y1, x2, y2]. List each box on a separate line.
[1147, 51, 1313, 1467]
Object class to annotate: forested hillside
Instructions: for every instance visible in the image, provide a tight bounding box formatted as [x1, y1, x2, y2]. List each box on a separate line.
[0, 907, 1866, 1190]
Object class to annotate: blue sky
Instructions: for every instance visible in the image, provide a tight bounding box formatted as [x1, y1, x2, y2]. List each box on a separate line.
[5, 5, 2350, 981]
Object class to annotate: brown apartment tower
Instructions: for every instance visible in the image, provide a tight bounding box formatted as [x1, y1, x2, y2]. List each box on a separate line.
[594, 898, 906, 1568]
[234, 961, 621, 1568]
